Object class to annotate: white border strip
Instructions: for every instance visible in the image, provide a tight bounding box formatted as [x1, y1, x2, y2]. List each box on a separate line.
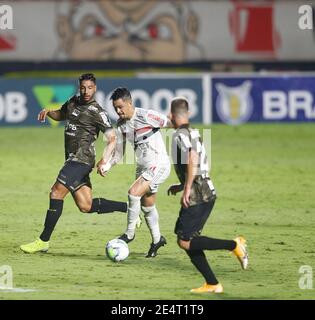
[0, 287, 37, 293]
[202, 74, 211, 125]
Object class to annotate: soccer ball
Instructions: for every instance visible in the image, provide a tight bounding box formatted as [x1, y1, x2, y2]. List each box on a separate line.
[105, 238, 129, 262]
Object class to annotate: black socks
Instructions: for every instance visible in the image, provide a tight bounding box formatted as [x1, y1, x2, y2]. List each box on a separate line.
[40, 199, 63, 242]
[185, 236, 237, 285]
[190, 236, 236, 251]
[39, 198, 127, 242]
[186, 249, 218, 285]
[89, 198, 127, 214]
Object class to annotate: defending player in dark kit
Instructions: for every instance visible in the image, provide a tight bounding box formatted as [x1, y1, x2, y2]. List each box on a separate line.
[20, 74, 127, 254]
[168, 97, 249, 293]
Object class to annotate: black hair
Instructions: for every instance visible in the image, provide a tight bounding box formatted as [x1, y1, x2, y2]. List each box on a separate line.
[110, 87, 132, 101]
[78, 73, 96, 84]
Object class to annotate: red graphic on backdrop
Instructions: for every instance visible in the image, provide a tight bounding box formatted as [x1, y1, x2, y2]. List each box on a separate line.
[0, 34, 16, 51]
[229, 1, 281, 56]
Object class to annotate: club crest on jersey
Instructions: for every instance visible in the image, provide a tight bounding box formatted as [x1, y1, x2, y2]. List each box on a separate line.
[215, 81, 253, 125]
[72, 109, 80, 117]
[137, 114, 145, 122]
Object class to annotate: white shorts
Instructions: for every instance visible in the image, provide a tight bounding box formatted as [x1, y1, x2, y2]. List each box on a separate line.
[136, 163, 171, 193]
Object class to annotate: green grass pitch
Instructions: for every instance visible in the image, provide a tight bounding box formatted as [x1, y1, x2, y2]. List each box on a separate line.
[0, 124, 314, 300]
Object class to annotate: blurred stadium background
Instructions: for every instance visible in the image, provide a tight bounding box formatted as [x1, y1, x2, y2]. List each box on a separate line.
[0, 0, 315, 300]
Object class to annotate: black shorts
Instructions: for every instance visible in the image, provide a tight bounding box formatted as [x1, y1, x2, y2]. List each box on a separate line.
[56, 161, 92, 192]
[174, 199, 215, 241]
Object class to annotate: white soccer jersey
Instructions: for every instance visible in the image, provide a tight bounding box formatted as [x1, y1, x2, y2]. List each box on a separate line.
[117, 108, 170, 168]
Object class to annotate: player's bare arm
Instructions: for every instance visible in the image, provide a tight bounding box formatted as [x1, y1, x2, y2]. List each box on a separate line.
[182, 149, 199, 208]
[96, 128, 117, 177]
[38, 109, 63, 122]
[108, 131, 126, 167]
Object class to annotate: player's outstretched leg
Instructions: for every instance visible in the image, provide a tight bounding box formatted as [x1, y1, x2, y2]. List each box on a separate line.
[73, 187, 128, 214]
[89, 198, 127, 214]
[189, 235, 249, 270]
[189, 236, 236, 251]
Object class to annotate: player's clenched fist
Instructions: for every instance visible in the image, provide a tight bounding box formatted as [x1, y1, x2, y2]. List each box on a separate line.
[38, 109, 50, 122]
[96, 158, 111, 177]
[167, 184, 184, 196]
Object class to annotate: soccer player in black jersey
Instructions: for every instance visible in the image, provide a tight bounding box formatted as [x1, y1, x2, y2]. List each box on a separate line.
[20, 74, 127, 253]
[168, 97, 249, 293]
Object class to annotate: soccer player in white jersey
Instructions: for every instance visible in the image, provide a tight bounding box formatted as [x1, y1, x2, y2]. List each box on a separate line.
[98, 87, 170, 258]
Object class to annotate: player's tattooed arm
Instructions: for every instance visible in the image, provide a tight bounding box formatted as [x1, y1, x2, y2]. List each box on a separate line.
[37, 109, 63, 122]
[97, 128, 117, 177]
[109, 131, 126, 167]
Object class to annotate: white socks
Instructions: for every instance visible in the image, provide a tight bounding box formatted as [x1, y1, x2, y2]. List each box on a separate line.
[125, 194, 141, 240]
[142, 205, 161, 244]
[125, 194, 161, 244]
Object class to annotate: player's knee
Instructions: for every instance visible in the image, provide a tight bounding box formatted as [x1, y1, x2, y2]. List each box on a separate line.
[50, 185, 63, 199]
[128, 188, 143, 201]
[141, 205, 155, 216]
[128, 179, 146, 197]
[79, 202, 92, 213]
[177, 238, 190, 250]
[128, 187, 138, 197]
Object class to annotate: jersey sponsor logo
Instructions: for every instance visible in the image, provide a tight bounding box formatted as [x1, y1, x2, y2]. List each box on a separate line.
[215, 81, 253, 125]
[65, 121, 77, 131]
[65, 132, 75, 136]
[136, 114, 146, 122]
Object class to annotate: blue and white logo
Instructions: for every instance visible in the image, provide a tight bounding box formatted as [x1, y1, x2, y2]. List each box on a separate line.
[215, 81, 253, 125]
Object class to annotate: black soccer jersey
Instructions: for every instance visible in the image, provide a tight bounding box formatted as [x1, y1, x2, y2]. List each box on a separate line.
[172, 124, 216, 206]
[60, 96, 112, 167]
